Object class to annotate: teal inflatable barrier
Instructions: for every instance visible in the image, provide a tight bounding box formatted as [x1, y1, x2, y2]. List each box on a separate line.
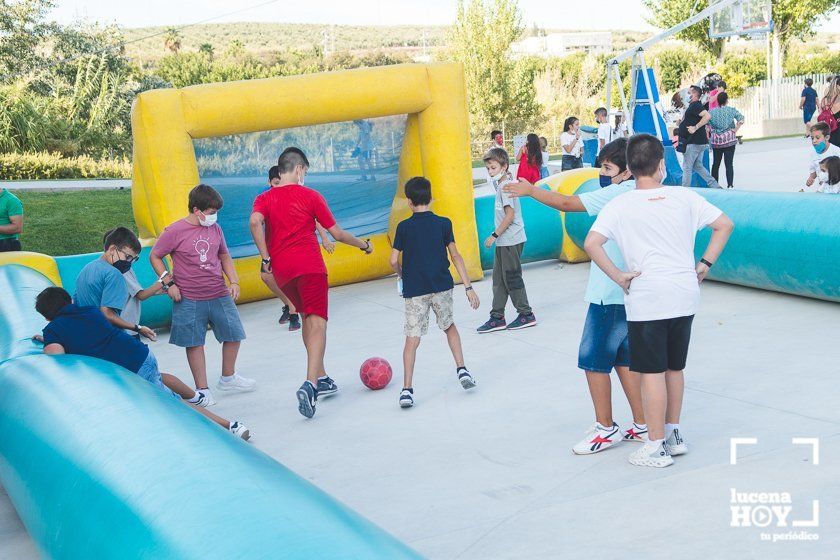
[565, 186, 840, 302]
[54, 247, 173, 329]
[0, 265, 422, 560]
[474, 186, 564, 270]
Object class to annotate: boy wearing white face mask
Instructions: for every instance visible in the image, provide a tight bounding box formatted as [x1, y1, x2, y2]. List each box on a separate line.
[150, 184, 254, 406]
[585, 134, 733, 468]
[477, 147, 536, 333]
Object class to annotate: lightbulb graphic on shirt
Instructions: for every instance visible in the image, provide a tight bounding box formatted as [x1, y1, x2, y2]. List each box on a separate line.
[194, 237, 211, 263]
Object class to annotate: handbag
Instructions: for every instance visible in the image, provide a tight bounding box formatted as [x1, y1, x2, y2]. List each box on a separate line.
[817, 106, 838, 132]
[709, 129, 737, 149]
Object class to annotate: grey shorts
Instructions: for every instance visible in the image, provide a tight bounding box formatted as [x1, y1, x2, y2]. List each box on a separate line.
[404, 289, 454, 337]
[169, 295, 246, 348]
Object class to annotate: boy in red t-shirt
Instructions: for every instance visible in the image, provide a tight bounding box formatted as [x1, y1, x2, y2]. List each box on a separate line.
[250, 147, 373, 418]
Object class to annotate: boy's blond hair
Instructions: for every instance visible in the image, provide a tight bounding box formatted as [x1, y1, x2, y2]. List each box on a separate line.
[483, 147, 509, 169]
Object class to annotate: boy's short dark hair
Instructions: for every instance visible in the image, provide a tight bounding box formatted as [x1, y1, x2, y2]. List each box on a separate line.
[404, 177, 432, 206]
[490, 130, 502, 139]
[483, 147, 509, 169]
[598, 137, 629, 173]
[268, 165, 280, 181]
[805, 78, 813, 87]
[277, 147, 310, 173]
[626, 133, 664, 178]
[102, 226, 141, 253]
[689, 85, 702, 97]
[717, 80, 727, 90]
[717, 92, 729, 106]
[811, 122, 830, 137]
[188, 184, 224, 213]
[594, 107, 607, 118]
[36, 287, 72, 321]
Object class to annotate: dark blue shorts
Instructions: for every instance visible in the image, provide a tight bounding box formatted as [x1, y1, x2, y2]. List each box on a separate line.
[578, 303, 630, 373]
[804, 109, 816, 124]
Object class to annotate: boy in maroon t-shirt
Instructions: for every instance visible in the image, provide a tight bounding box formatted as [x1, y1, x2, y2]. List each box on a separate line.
[250, 147, 373, 418]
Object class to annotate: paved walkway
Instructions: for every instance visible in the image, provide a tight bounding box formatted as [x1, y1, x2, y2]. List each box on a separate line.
[2, 263, 837, 558]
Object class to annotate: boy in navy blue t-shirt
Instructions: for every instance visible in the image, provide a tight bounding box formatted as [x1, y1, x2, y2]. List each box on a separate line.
[35, 287, 251, 440]
[389, 177, 480, 408]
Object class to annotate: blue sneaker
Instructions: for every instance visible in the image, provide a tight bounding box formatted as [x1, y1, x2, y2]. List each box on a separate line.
[317, 375, 338, 397]
[507, 313, 537, 330]
[278, 305, 291, 325]
[477, 317, 507, 333]
[289, 314, 301, 332]
[296, 381, 317, 418]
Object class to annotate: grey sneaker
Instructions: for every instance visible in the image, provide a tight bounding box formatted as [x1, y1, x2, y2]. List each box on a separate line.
[296, 381, 317, 418]
[457, 367, 476, 389]
[665, 428, 688, 456]
[316, 375, 338, 397]
[628, 440, 674, 468]
[399, 388, 414, 408]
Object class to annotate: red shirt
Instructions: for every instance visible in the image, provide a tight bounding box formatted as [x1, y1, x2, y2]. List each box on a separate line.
[517, 152, 541, 184]
[253, 184, 337, 285]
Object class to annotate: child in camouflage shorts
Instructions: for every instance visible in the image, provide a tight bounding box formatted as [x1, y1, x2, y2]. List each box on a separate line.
[389, 177, 481, 408]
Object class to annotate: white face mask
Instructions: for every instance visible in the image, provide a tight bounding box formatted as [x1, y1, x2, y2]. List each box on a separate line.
[817, 170, 829, 184]
[198, 211, 218, 227]
[656, 160, 668, 184]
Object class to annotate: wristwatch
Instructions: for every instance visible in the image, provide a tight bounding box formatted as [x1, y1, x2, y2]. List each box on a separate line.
[700, 258, 714, 268]
[361, 239, 371, 252]
[133, 324, 141, 333]
[491, 232, 499, 239]
[465, 286, 474, 292]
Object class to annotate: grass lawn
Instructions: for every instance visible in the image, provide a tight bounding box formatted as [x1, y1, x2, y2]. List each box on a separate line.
[13, 189, 136, 256]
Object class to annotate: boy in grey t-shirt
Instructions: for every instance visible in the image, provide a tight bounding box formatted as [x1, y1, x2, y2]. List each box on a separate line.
[477, 148, 536, 333]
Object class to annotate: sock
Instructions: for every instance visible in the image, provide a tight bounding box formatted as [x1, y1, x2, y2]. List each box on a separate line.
[318, 375, 328, 381]
[402, 387, 413, 393]
[665, 423, 680, 437]
[649, 438, 665, 446]
[219, 374, 235, 382]
[634, 422, 648, 430]
[595, 422, 614, 431]
[457, 366, 468, 374]
[187, 391, 201, 402]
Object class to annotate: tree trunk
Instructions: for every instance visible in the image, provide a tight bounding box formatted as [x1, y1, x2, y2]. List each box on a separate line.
[770, 30, 783, 82]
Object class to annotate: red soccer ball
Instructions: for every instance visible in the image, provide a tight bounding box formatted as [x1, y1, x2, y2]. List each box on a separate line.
[360, 357, 392, 390]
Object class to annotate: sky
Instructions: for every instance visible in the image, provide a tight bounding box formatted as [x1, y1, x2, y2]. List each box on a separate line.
[51, 0, 840, 32]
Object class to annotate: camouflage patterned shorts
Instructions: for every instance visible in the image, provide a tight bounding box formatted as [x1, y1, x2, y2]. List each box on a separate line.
[404, 289, 454, 337]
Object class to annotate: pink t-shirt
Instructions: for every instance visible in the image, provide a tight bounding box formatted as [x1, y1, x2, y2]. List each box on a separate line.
[152, 219, 230, 301]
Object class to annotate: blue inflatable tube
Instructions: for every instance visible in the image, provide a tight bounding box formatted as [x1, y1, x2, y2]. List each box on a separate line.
[474, 187, 564, 270]
[565, 187, 840, 302]
[0, 265, 421, 559]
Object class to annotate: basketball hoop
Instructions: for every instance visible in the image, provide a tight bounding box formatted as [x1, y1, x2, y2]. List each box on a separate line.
[709, 0, 773, 39]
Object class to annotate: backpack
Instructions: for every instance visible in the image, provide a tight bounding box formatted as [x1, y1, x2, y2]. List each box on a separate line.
[817, 99, 838, 132]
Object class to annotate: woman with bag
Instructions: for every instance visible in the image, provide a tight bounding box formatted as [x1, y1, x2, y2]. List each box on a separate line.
[818, 77, 840, 148]
[708, 92, 744, 189]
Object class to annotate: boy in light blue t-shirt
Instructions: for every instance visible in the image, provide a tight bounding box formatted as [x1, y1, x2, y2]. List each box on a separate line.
[503, 138, 647, 455]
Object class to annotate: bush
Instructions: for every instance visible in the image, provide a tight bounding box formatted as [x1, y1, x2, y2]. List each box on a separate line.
[716, 51, 767, 97]
[651, 47, 709, 92]
[0, 152, 130, 180]
[784, 47, 840, 77]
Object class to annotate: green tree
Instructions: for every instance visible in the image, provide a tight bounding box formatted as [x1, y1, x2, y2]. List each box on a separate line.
[769, 0, 840, 79]
[643, 0, 723, 62]
[198, 42, 214, 59]
[449, 0, 541, 142]
[0, 0, 56, 79]
[163, 27, 182, 54]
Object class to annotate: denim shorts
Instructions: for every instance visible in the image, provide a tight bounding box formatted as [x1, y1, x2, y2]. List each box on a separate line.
[169, 295, 246, 348]
[578, 303, 631, 373]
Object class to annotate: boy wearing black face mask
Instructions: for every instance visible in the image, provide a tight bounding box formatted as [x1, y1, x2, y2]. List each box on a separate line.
[74, 226, 157, 342]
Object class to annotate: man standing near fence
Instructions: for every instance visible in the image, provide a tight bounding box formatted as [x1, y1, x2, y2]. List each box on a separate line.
[679, 86, 722, 189]
[0, 186, 24, 252]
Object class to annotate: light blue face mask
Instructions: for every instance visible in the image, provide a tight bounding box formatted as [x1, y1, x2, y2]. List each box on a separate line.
[814, 141, 827, 154]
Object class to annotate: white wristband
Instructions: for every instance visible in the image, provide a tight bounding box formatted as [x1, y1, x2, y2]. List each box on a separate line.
[158, 270, 170, 281]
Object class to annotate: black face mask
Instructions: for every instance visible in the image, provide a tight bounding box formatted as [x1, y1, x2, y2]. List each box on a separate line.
[113, 259, 132, 274]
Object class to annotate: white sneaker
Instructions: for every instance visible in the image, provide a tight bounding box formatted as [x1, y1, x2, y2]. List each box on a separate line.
[229, 420, 251, 441]
[628, 440, 673, 468]
[217, 373, 256, 392]
[665, 428, 688, 456]
[623, 423, 649, 443]
[572, 422, 623, 455]
[189, 388, 216, 407]
[399, 388, 414, 408]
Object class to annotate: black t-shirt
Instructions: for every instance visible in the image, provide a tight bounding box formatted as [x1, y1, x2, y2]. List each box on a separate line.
[679, 100, 709, 145]
[393, 211, 455, 298]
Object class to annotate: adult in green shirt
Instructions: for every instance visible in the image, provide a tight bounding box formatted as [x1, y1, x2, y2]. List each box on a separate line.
[0, 187, 24, 252]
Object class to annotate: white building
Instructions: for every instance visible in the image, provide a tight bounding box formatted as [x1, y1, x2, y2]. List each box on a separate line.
[511, 32, 613, 58]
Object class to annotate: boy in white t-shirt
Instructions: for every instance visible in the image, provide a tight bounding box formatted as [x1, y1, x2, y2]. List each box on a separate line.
[804, 123, 840, 191]
[595, 107, 612, 156]
[584, 134, 734, 468]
